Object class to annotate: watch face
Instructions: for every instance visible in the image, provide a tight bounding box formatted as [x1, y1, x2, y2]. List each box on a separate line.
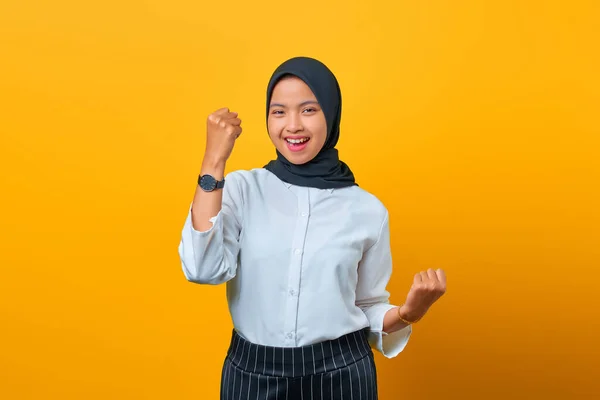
[199, 175, 217, 191]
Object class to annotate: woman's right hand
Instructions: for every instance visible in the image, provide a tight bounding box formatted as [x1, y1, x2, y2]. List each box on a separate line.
[203, 107, 242, 168]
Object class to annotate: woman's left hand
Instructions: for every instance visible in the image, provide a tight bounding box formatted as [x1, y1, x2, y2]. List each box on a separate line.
[399, 268, 447, 322]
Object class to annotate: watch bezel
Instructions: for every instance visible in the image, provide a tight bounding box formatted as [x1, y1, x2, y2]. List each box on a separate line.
[199, 174, 218, 191]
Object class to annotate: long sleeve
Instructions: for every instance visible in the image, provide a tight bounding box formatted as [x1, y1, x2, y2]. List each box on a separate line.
[177, 172, 243, 285]
[355, 211, 412, 358]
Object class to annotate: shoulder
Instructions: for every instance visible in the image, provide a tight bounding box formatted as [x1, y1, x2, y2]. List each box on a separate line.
[224, 168, 275, 197]
[225, 168, 271, 188]
[336, 185, 389, 227]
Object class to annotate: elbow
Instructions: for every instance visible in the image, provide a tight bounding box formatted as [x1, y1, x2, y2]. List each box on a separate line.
[177, 237, 236, 285]
[184, 274, 218, 285]
[183, 270, 227, 285]
[180, 257, 234, 285]
[356, 296, 389, 312]
[181, 265, 207, 284]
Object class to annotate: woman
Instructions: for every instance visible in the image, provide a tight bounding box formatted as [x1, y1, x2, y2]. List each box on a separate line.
[178, 56, 446, 399]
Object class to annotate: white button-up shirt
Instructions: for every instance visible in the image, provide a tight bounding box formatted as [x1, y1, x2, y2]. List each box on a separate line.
[178, 168, 411, 358]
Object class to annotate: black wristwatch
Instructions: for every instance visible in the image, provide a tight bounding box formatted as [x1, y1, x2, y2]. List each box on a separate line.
[198, 174, 225, 192]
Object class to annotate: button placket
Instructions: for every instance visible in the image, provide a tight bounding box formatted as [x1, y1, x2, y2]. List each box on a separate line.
[283, 186, 310, 345]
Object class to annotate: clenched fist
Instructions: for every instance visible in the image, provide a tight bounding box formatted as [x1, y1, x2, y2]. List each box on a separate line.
[399, 268, 447, 322]
[203, 107, 242, 167]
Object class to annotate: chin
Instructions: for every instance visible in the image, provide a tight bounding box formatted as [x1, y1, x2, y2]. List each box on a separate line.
[283, 154, 309, 165]
[280, 150, 314, 165]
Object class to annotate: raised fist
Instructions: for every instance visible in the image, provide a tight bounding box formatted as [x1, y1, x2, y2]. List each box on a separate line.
[204, 107, 242, 166]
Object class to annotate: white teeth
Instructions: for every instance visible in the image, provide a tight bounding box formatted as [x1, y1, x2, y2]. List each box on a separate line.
[286, 138, 309, 144]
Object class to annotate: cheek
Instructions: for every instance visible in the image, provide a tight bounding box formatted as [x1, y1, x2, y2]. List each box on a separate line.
[267, 120, 280, 140]
[310, 122, 328, 149]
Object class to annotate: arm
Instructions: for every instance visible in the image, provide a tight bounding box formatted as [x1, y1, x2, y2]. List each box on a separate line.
[178, 107, 243, 285]
[355, 211, 412, 359]
[357, 212, 448, 358]
[178, 167, 243, 285]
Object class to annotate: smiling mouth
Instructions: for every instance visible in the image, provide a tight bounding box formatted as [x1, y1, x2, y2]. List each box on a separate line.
[285, 137, 310, 144]
[284, 137, 310, 152]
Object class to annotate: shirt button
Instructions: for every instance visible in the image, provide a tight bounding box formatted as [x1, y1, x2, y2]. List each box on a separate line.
[287, 332, 294, 339]
[289, 289, 296, 296]
[294, 249, 302, 255]
[301, 212, 308, 217]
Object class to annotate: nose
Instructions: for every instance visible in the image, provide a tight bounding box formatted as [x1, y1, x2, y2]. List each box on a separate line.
[285, 113, 304, 133]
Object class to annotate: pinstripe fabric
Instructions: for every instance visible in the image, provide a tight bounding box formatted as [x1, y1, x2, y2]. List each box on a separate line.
[221, 328, 378, 400]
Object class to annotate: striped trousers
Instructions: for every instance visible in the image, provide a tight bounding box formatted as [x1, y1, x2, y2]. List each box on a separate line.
[220, 328, 378, 400]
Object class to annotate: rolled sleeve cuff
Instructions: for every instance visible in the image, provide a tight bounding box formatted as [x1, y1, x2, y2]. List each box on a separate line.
[366, 303, 413, 358]
[188, 202, 221, 235]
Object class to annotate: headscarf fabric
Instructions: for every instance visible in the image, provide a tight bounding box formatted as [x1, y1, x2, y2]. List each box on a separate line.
[263, 57, 357, 189]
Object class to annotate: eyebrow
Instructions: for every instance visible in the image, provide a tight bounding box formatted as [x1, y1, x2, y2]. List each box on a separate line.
[269, 100, 320, 108]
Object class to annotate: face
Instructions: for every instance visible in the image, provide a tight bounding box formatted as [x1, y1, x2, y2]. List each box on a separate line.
[268, 76, 328, 165]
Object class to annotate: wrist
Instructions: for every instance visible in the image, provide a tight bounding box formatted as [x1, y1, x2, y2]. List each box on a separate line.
[397, 305, 422, 324]
[201, 159, 226, 180]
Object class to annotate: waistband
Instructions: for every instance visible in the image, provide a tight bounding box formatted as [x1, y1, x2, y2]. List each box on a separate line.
[226, 328, 373, 378]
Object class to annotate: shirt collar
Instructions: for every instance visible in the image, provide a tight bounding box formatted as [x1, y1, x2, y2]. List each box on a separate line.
[284, 182, 335, 194]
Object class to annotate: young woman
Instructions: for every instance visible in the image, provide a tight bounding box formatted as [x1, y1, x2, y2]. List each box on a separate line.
[178, 56, 446, 399]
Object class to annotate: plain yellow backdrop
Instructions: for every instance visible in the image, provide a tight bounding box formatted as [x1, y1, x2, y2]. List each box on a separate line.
[1, 0, 599, 399]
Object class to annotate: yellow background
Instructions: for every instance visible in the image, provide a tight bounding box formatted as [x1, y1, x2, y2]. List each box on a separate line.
[1, 0, 599, 399]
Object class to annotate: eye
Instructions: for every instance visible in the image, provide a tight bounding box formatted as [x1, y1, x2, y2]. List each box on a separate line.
[303, 107, 317, 114]
[271, 110, 284, 115]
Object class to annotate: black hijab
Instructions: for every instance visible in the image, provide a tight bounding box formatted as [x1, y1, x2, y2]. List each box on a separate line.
[263, 57, 357, 189]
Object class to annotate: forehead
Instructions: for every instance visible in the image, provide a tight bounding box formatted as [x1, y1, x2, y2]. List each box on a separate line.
[270, 76, 317, 101]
